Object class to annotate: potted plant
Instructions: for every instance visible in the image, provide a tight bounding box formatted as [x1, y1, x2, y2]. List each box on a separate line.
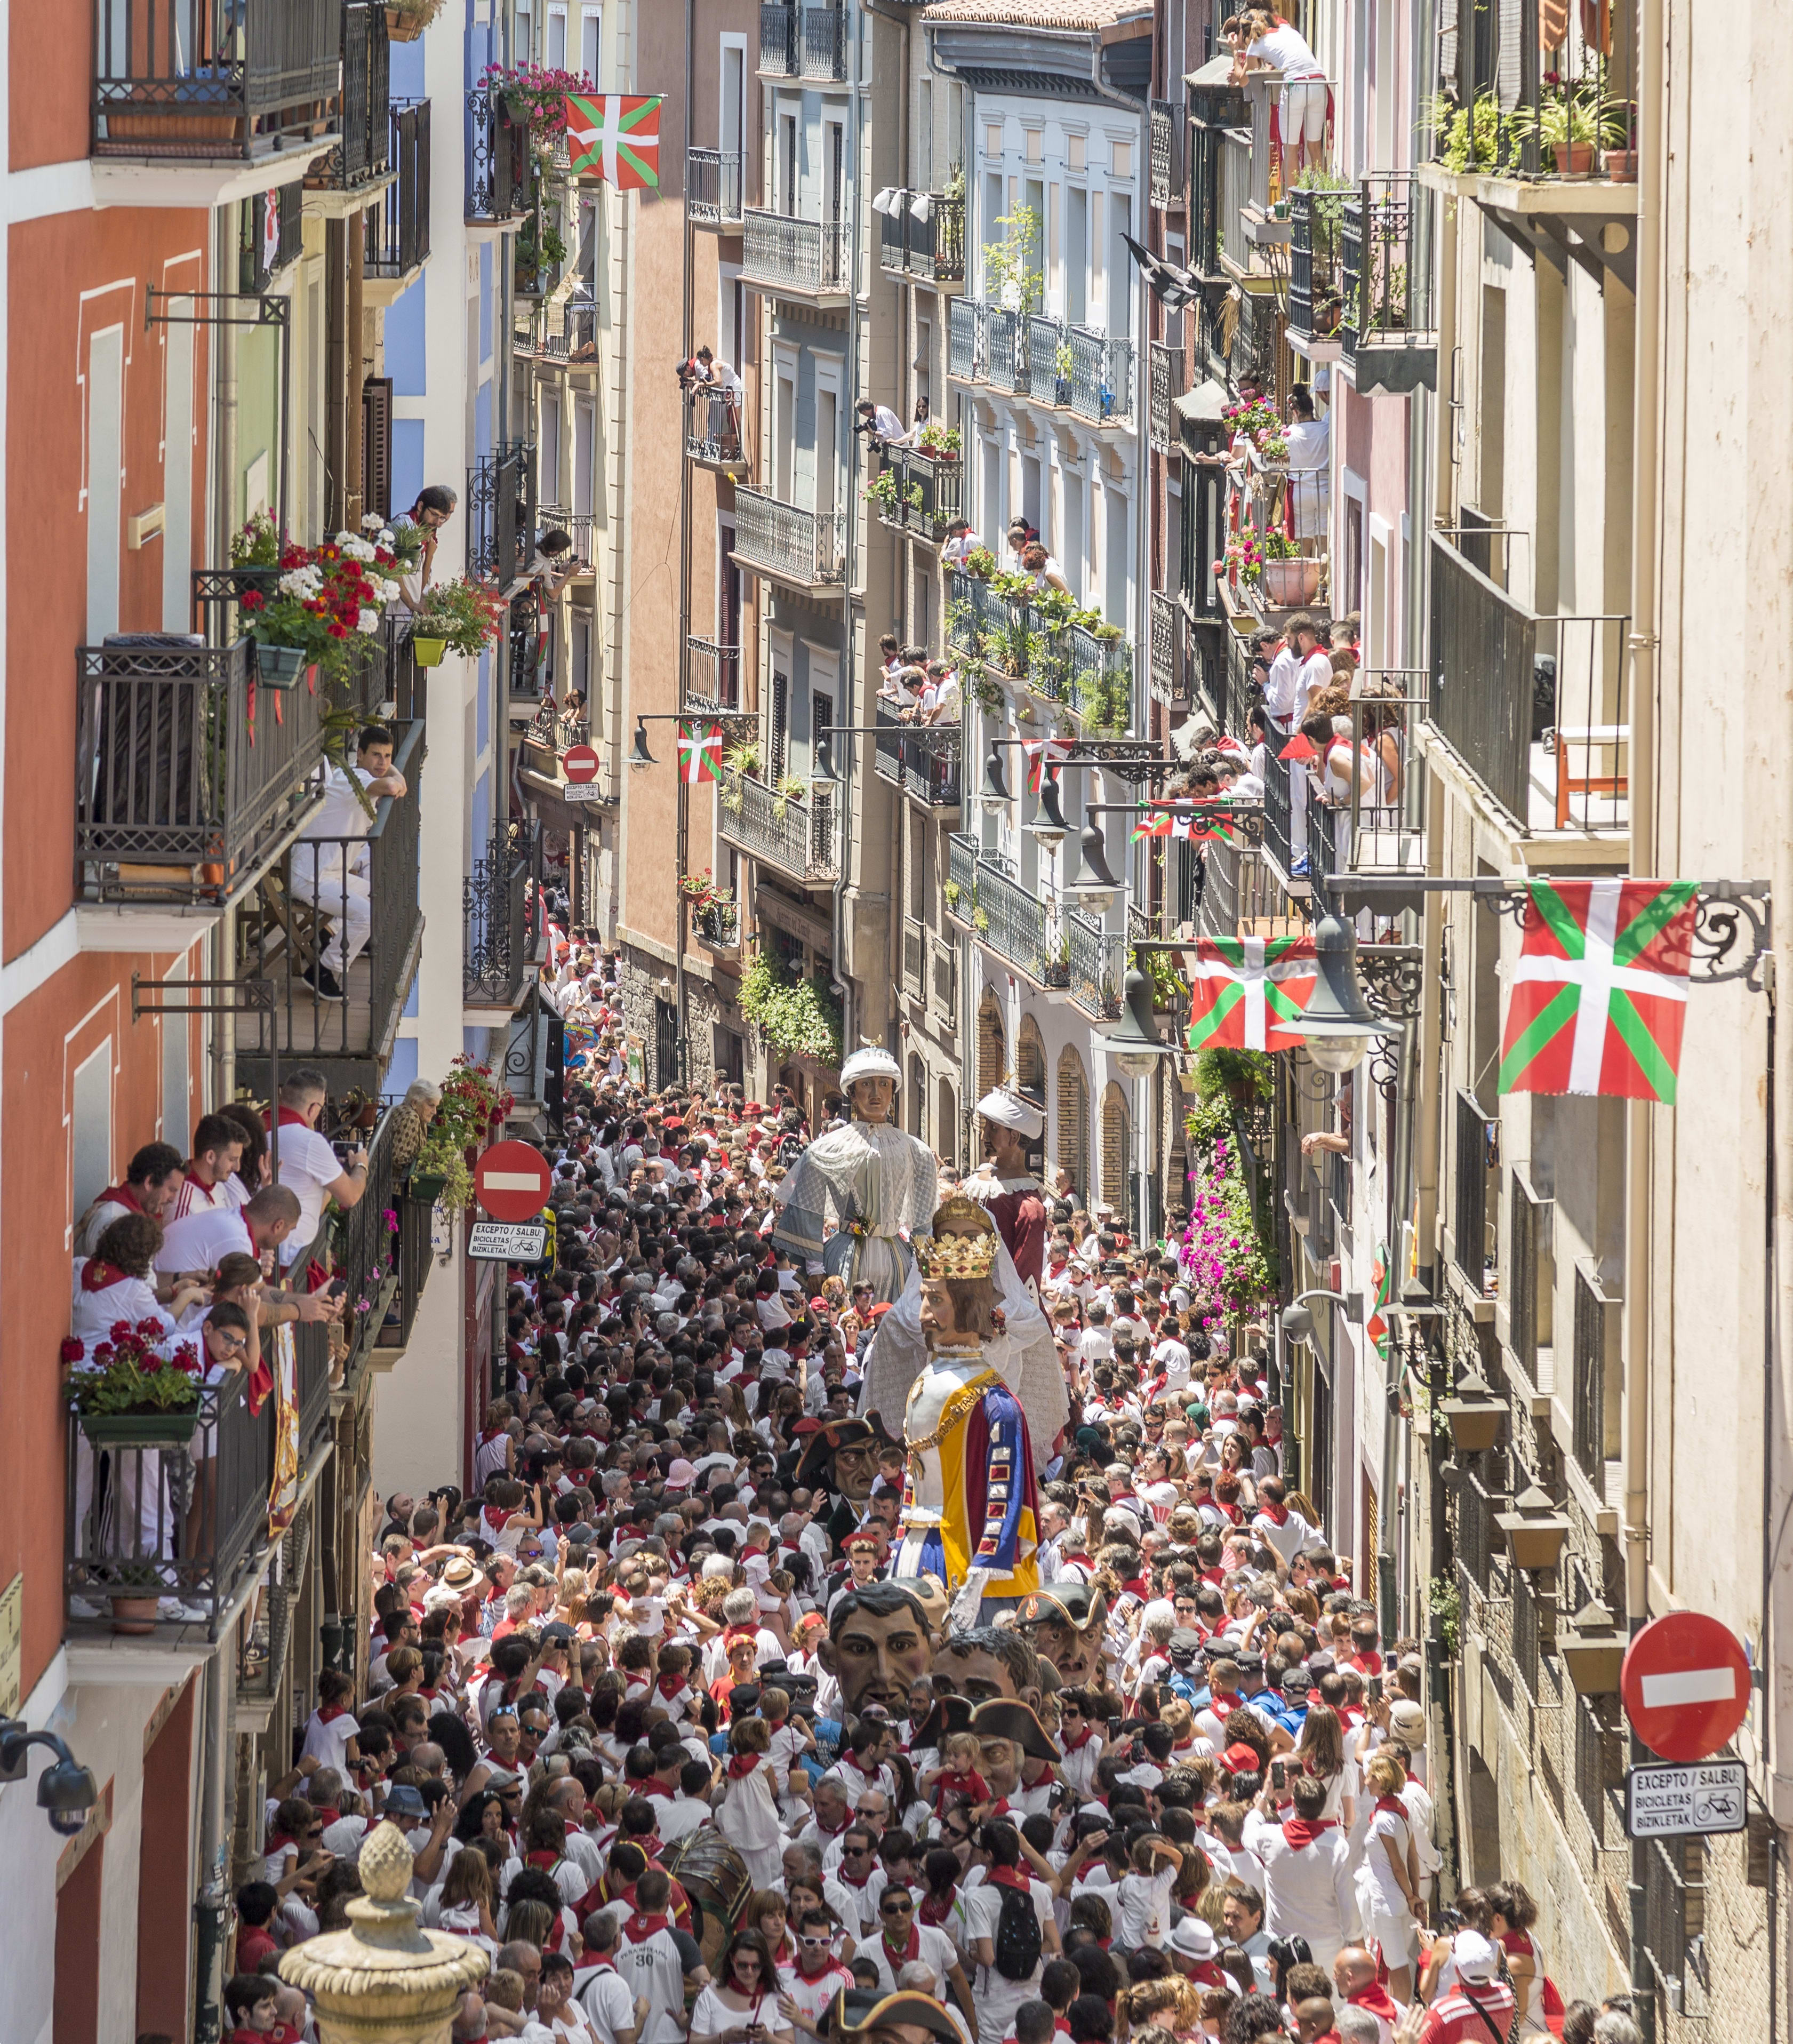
[1258, 532, 1323, 607]
[1507, 79, 1613, 174]
[478, 60, 598, 162]
[409, 576, 506, 665]
[963, 545, 997, 580]
[106, 1558, 169, 1636]
[385, 0, 446, 36]
[66, 1319, 205, 1446]
[239, 523, 406, 689]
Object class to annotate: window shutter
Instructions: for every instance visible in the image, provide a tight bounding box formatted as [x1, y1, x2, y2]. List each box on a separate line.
[977, 993, 1005, 1099]
[1018, 1018, 1045, 1101]
[1100, 1083, 1130, 1206]
[1056, 1048, 1088, 1201]
[362, 376, 394, 521]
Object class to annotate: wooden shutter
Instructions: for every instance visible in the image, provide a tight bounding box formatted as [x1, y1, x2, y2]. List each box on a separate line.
[1056, 1047, 1088, 1202]
[1100, 1082, 1130, 1207]
[977, 992, 1005, 1098]
[362, 376, 394, 522]
[1018, 1017, 1045, 1101]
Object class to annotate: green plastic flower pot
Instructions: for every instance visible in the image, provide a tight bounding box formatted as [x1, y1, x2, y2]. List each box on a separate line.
[254, 642, 309, 690]
[410, 635, 447, 667]
[77, 1409, 202, 1447]
[407, 1171, 448, 1205]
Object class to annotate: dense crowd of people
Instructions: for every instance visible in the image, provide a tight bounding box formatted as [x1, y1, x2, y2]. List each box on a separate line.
[93, 942, 1642, 2044]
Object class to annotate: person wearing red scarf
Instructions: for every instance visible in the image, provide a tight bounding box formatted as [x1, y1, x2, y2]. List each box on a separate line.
[1333, 1945, 1403, 2044]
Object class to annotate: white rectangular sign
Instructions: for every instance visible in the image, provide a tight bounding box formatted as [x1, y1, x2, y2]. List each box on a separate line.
[467, 1221, 548, 1261]
[563, 780, 605, 802]
[1624, 1759, 1747, 1839]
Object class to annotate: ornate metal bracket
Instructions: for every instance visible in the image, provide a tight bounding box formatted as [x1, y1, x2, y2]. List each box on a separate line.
[1685, 882, 1774, 989]
[1356, 944, 1425, 1021]
[1067, 741, 1166, 783]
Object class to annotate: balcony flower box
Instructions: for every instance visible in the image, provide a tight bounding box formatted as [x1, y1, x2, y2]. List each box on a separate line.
[66, 1319, 206, 1448]
[406, 1171, 448, 1207]
[77, 1408, 203, 1448]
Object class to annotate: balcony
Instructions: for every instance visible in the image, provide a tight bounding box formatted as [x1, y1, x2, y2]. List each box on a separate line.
[688, 637, 743, 709]
[954, 300, 1132, 425]
[878, 192, 966, 286]
[1149, 339, 1182, 455]
[1287, 184, 1346, 356]
[333, 1104, 431, 1382]
[1215, 128, 1254, 277]
[231, 720, 425, 1096]
[1149, 589, 1187, 706]
[694, 899, 742, 955]
[466, 87, 532, 223]
[734, 485, 845, 593]
[685, 385, 748, 473]
[944, 569, 1133, 733]
[93, 0, 341, 164]
[1304, 676, 1429, 891]
[1150, 99, 1179, 211]
[742, 209, 849, 304]
[718, 773, 839, 885]
[1453, 1090, 1498, 1295]
[468, 440, 537, 592]
[1428, 532, 1629, 834]
[304, 1, 390, 193]
[869, 444, 962, 544]
[945, 836, 1048, 981]
[75, 635, 326, 911]
[873, 709, 962, 809]
[1067, 908, 1124, 1020]
[759, 3, 847, 81]
[690, 148, 745, 228]
[520, 705, 609, 812]
[365, 98, 431, 288]
[1067, 328, 1134, 427]
[534, 506, 597, 580]
[1340, 175, 1437, 393]
[240, 181, 303, 291]
[463, 826, 534, 1012]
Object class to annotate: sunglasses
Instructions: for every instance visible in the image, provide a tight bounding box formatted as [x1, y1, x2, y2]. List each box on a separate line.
[798, 1935, 834, 1949]
[882, 1898, 913, 1914]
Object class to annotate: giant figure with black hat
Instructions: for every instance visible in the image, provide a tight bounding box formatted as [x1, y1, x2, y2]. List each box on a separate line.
[962, 1088, 1049, 1292]
[771, 1047, 939, 1304]
[1014, 1580, 1110, 1688]
[795, 1416, 895, 1555]
[893, 1196, 1042, 1625]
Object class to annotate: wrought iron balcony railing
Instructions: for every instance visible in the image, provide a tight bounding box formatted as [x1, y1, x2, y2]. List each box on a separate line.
[94, 0, 341, 161]
[685, 384, 747, 469]
[688, 637, 742, 708]
[367, 98, 431, 277]
[232, 720, 426, 1092]
[1150, 99, 1179, 210]
[734, 484, 845, 588]
[468, 440, 538, 589]
[76, 634, 325, 906]
[689, 148, 744, 227]
[1340, 173, 1438, 392]
[873, 709, 961, 808]
[878, 193, 966, 284]
[463, 824, 534, 1009]
[466, 87, 532, 222]
[306, 0, 389, 189]
[240, 180, 304, 292]
[1287, 184, 1345, 349]
[870, 444, 962, 542]
[1149, 339, 1182, 455]
[742, 208, 850, 297]
[717, 772, 839, 883]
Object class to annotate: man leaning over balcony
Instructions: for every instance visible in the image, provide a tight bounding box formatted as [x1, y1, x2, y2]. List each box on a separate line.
[292, 723, 409, 1002]
[393, 483, 458, 611]
[267, 1068, 373, 1277]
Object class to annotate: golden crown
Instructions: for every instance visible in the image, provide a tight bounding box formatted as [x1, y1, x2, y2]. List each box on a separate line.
[915, 1230, 999, 1280]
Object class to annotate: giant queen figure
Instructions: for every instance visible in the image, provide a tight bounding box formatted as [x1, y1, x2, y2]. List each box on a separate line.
[892, 1196, 1043, 1625]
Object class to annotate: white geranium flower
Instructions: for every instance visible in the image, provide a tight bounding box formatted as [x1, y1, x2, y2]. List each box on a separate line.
[357, 608, 380, 634]
[335, 530, 356, 547]
[362, 512, 385, 531]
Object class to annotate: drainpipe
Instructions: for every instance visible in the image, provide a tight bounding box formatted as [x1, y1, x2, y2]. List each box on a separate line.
[675, 0, 695, 1079]
[189, 1645, 230, 2044]
[1622, 0, 1663, 2026]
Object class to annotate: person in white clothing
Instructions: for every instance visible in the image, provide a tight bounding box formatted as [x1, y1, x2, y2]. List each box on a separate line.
[1242, 1774, 1357, 1973]
[268, 1068, 372, 1267]
[689, 1930, 793, 2044]
[613, 1870, 691, 2044]
[170, 1114, 245, 1221]
[1284, 386, 1331, 549]
[1233, 7, 1328, 188]
[965, 1825, 1060, 2044]
[575, 1915, 647, 2044]
[291, 723, 409, 1000]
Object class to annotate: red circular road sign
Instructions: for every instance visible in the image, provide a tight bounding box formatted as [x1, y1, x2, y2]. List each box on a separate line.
[1621, 1612, 1751, 1763]
[475, 1140, 553, 1223]
[563, 744, 601, 783]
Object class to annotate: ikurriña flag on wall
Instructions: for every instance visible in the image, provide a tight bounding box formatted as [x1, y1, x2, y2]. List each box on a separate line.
[564, 93, 665, 188]
[1184, 934, 1317, 1052]
[1496, 879, 1698, 1101]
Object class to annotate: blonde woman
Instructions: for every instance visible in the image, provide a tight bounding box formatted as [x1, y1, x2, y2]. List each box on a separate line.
[1354, 1750, 1424, 2003]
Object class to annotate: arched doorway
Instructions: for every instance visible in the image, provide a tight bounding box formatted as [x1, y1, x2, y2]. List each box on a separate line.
[938, 1077, 957, 1170]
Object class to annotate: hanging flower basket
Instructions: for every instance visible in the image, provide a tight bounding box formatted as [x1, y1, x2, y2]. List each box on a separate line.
[410, 635, 447, 667]
[78, 1409, 202, 1447]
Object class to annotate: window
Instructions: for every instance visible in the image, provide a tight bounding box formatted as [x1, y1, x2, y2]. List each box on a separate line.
[86, 325, 124, 643]
[1056, 1047, 1090, 1198]
[514, 0, 532, 60]
[770, 666, 789, 781]
[163, 297, 195, 631]
[809, 689, 834, 778]
[573, 400, 595, 517]
[580, 4, 601, 82]
[539, 387, 562, 506]
[780, 114, 798, 215]
[71, 1042, 113, 1226]
[1066, 187, 1087, 325]
[546, 3, 566, 69]
[976, 989, 1005, 1098]
[1100, 1080, 1130, 1209]
[1109, 194, 1133, 336]
[161, 971, 189, 1144]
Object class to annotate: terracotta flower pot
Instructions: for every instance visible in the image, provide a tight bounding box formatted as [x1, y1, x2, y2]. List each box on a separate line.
[386, 5, 428, 36]
[110, 1595, 161, 1636]
[1552, 141, 1596, 174]
[1601, 148, 1637, 181]
[1260, 557, 1324, 606]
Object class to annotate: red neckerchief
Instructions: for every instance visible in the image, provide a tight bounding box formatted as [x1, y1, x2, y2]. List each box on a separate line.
[1346, 1983, 1400, 2020]
[1190, 1962, 1225, 1990]
[839, 1864, 876, 1888]
[1208, 1690, 1243, 1718]
[481, 1505, 511, 1537]
[1214, 1500, 1240, 1524]
[726, 1753, 761, 1780]
[266, 1106, 314, 1130]
[1280, 1817, 1335, 1849]
[882, 1921, 920, 1967]
[986, 1865, 1032, 1895]
[638, 1779, 676, 1799]
[1060, 1726, 1097, 1753]
[311, 1805, 341, 1827]
[813, 1807, 851, 1837]
[657, 1672, 687, 1703]
[1119, 1576, 1150, 1599]
[1255, 1501, 1290, 1527]
[79, 1260, 130, 1292]
[1373, 1793, 1408, 1819]
[623, 1911, 669, 1943]
[1059, 1550, 1092, 1569]
[526, 1849, 562, 1870]
[919, 1893, 954, 1928]
[316, 1703, 351, 1724]
[182, 1168, 217, 1194]
[93, 1185, 144, 1215]
[480, 1425, 506, 1444]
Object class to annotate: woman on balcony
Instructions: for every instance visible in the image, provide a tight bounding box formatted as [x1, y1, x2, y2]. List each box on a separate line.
[1230, 9, 1329, 192]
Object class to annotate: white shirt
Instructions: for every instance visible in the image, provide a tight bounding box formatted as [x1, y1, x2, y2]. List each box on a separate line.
[1243, 1810, 1357, 1954]
[869, 404, 907, 440]
[1263, 643, 1303, 728]
[615, 1926, 689, 2044]
[1247, 22, 1323, 77]
[578, 1966, 638, 2044]
[299, 760, 378, 863]
[154, 1203, 254, 1275]
[966, 1875, 1054, 1995]
[274, 1122, 348, 1262]
[300, 1708, 359, 1774]
[861, 1920, 960, 1995]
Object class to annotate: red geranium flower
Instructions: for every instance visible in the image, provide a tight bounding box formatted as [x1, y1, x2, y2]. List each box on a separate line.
[60, 1337, 84, 1363]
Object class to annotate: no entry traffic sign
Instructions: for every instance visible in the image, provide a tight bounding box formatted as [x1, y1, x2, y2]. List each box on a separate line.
[1621, 1611, 1751, 1763]
[474, 1139, 553, 1223]
[563, 744, 600, 783]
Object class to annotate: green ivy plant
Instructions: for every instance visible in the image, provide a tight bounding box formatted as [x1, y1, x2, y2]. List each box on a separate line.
[739, 955, 843, 1065]
[1426, 1574, 1462, 1659]
[982, 205, 1043, 312]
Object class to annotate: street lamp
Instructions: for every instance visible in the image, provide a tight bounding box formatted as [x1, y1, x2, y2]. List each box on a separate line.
[1024, 770, 1070, 848]
[628, 719, 655, 769]
[1061, 823, 1123, 908]
[981, 743, 1012, 804]
[1286, 901, 1391, 1073]
[1100, 965, 1175, 1081]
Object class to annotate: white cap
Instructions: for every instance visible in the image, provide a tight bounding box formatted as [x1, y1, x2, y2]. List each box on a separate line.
[841, 1047, 902, 1091]
[1167, 1915, 1216, 1960]
[1452, 1931, 1499, 1984]
[975, 1087, 1045, 1140]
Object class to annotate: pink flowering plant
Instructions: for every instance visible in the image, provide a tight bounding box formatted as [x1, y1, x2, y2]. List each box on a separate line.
[480, 61, 597, 157]
[1178, 1057, 1276, 1330]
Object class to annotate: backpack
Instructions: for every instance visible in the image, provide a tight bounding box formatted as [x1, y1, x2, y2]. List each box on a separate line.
[992, 1881, 1043, 1982]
